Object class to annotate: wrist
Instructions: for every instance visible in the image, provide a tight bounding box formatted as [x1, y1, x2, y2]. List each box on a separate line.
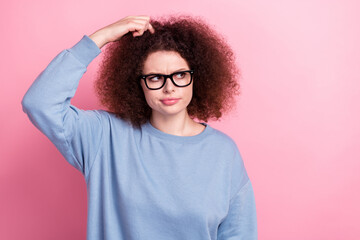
[89, 30, 108, 49]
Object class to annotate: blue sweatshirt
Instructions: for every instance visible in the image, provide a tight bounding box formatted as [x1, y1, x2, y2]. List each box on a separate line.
[21, 35, 257, 240]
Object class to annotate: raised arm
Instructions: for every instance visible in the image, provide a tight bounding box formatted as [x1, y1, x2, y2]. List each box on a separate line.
[21, 16, 155, 179]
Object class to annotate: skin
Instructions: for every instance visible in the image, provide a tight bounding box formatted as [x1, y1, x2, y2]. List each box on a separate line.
[140, 50, 205, 136]
[89, 15, 205, 136]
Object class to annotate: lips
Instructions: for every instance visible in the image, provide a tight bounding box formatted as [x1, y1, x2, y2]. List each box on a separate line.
[160, 98, 180, 106]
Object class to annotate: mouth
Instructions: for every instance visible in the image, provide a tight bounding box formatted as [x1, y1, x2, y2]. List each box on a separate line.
[160, 98, 181, 106]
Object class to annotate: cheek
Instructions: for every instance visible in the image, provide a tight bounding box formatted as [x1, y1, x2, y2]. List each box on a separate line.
[140, 82, 151, 106]
[141, 86, 159, 108]
[186, 85, 194, 100]
[181, 87, 193, 107]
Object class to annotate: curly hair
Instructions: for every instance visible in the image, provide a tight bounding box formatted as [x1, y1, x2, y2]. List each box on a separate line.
[94, 14, 240, 128]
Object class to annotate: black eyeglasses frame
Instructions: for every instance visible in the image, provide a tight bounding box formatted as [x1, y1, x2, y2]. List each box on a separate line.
[140, 70, 194, 90]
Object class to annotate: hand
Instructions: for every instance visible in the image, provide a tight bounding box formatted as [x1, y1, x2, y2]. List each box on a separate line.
[89, 15, 155, 49]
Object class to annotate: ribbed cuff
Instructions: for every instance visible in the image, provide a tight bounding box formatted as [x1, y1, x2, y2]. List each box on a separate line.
[68, 35, 101, 67]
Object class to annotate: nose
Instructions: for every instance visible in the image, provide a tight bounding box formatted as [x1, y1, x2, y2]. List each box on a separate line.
[163, 76, 175, 93]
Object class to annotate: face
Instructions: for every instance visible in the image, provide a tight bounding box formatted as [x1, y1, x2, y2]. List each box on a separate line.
[140, 50, 193, 119]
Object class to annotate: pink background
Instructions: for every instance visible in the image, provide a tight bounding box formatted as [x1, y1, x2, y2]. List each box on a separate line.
[1, 0, 359, 239]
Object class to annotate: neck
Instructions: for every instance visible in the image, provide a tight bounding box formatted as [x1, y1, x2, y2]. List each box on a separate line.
[150, 110, 203, 136]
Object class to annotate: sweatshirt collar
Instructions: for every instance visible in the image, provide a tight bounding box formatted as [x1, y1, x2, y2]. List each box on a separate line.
[142, 120, 212, 143]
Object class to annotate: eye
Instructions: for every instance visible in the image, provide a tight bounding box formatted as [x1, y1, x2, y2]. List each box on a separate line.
[148, 75, 162, 82]
[174, 72, 186, 79]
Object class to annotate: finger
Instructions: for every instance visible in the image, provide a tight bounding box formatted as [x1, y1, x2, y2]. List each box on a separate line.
[140, 21, 155, 35]
[127, 21, 145, 33]
[137, 28, 145, 36]
[125, 15, 150, 25]
[128, 16, 154, 33]
[128, 19, 149, 29]
[128, 21, 153, 37]
[133, 31, 139, 37]
[132, 15, 151, 21]
[130, 27, 145, 37]
[125, 15, 149, 19]
[148, 23, 155, 34]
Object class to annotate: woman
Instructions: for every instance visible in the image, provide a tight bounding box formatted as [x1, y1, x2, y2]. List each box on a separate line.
[22, 15, 257, 240]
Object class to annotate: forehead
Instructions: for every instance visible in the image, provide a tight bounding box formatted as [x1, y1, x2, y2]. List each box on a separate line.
[143, 50, 190, 73]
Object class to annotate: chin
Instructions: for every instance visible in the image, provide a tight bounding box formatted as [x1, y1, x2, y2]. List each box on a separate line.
[160, 109, 184, 116]
[155, 107, 188, 117]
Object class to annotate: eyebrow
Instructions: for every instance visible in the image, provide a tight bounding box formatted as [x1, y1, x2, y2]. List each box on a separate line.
[144, 68, 189, 75]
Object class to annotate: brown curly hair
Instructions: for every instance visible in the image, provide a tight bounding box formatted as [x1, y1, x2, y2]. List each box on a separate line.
[94, 14, 240, 128]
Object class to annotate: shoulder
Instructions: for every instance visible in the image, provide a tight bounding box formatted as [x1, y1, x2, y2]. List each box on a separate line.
[94, 109, 135, 130]
[206, 124, 249, 192]
[206, 124, 239, 153]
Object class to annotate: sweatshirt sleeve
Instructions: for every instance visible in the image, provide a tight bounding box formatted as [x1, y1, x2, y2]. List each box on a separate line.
[21, 35, 103, 179]
[217, 145, 258, 239]
[217, 180, 258, 240]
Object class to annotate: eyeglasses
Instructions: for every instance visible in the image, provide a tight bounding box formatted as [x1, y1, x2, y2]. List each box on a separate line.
[140, 70, 194, 90]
